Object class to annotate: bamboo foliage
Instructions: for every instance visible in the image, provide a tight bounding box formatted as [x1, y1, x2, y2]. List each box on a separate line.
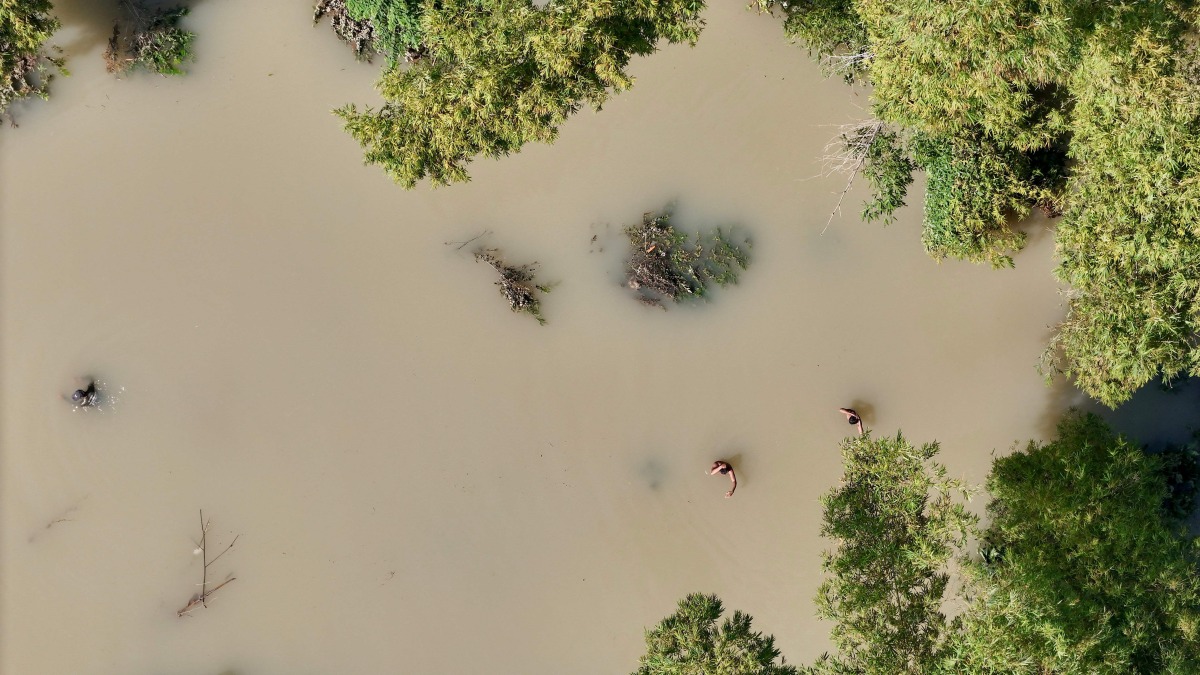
[336, 0, 705, 188]
[811, 433, 975, 675]
[635, 594, 797, 675]
[0, 0, 62, 121]
[1048, 9, 1200, 406]
[946, 413, 1200, 674]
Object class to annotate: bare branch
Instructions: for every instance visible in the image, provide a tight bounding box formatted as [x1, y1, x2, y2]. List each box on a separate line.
[178, 511, 239, 618]
[820, 120, 884, 234]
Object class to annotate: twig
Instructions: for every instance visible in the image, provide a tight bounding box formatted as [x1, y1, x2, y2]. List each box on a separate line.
[178, 510, 239, 617]
[820, 120, 883, 234]
[206, 534, 239, 568]
[200, 510, 207, 604]
[444, 230, 492, 250]
[177, 578, 236, 617]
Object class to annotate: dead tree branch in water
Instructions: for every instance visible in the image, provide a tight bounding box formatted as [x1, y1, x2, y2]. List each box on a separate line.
[821, 119, 884, 234]
[444, 229, 492, 251]
[625, 210, 750, 308]
[474, 249, 552, 325]
[820, 50, 873, 80]
[177, 510, 239, 617]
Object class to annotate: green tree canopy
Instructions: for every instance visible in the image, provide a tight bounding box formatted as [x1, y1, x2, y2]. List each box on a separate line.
[1046, 11, 1200, 406]
[855, 0, 1084, 152]
[634, 593, 797, 675]
[912, 131, 1064, 268]
[0, 0, 61, 120]
[946, 412, 1200, 674]
[336, 0, 705, 188]
[810, 432, 975, 675]
[760, 0, 1200, 405]
[645, 415, 1200, 674]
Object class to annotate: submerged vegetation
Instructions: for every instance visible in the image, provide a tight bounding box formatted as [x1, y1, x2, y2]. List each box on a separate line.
[758, 0, 1200, 406]
[642, 413, 1200, 674]
[104, 1, 195, 76]
[474, 249, 552, 325]
[0, 0, 63, 123]
[624, 211, 750, 308]
[335, 0, 706, 188]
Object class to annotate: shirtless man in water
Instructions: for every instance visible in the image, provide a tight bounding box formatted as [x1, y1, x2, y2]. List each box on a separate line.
[839, 407, 865, 435]
[709, 461, 737, 498]
[71, 380, 98, 408]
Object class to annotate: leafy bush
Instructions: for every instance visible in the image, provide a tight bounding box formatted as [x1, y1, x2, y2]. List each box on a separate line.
[104, 1, 194, 76]
[0, 0, 63, 122]
[910, 132, 1059, 268]
[948, 412, 1200, 674]
[634, 593, 797, 675]
[346, 0, 426, 64]
[1046, 12, 1200, 406]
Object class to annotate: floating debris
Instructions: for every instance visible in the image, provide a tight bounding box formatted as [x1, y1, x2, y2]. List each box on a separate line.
[475, 249, 552, 325]
[624, 210, 750, 308]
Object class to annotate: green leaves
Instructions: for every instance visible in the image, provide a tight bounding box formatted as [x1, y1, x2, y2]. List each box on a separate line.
[0, 0, 62, 120]
[337, 0, 706, 188]
[947, 412, 1200, 674]
[105, 2, 195, 76]
[814, 432, 975, 675]
[810, 415, 1200, 675]
[635, 593, 798, 675]
[624, 210, 750, 307]
[347, 0, 427, 64]
[856, 0, 1078, 151]
[910, 131, 1066, 268]
[1047, 9, 1200, 406]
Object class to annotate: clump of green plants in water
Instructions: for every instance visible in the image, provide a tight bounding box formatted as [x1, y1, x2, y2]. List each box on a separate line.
[313, 0, 378, 61]
[625, 211, 750, 308]
[0, 0, 65, 124]
[474, 249, 551, 325]
[103, 1, 194, 76]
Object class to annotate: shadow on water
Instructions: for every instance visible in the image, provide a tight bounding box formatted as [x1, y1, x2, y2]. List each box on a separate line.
[636, 456, 668, 491]
[53, 0, 211, 57]
[50, 0, 118, 56]
[1055, 377, 1200, 452]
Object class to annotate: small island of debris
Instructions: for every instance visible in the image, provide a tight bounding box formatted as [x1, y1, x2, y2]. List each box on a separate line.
[625, 210, 750, 308]
[475, 249, 552, 325]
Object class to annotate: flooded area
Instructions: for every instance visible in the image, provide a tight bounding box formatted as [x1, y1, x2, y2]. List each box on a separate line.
[0, 1, 1155, 673]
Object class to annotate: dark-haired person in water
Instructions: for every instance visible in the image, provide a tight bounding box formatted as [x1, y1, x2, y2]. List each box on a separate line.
[71, 380, 98, 408]
[709, 460, 737, 498]
[839, 407, 864, 435]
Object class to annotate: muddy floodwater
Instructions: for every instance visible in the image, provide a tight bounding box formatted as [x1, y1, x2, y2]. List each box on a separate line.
[1, 1, 1168, 674]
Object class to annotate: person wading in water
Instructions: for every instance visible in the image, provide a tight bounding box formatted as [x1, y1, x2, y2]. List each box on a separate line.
[839, 407, 865, 435]
[71, 380, 98, 408]
[709, 460, 737, 498]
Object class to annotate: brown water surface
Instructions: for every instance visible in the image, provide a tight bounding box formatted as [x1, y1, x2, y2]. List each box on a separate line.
[2, 2, 1078, 673]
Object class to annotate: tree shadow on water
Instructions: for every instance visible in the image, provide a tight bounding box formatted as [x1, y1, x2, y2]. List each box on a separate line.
[53, 0, 210, 58]
[50, 0, 118, 56]
[1049, 377, 1200, 452]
